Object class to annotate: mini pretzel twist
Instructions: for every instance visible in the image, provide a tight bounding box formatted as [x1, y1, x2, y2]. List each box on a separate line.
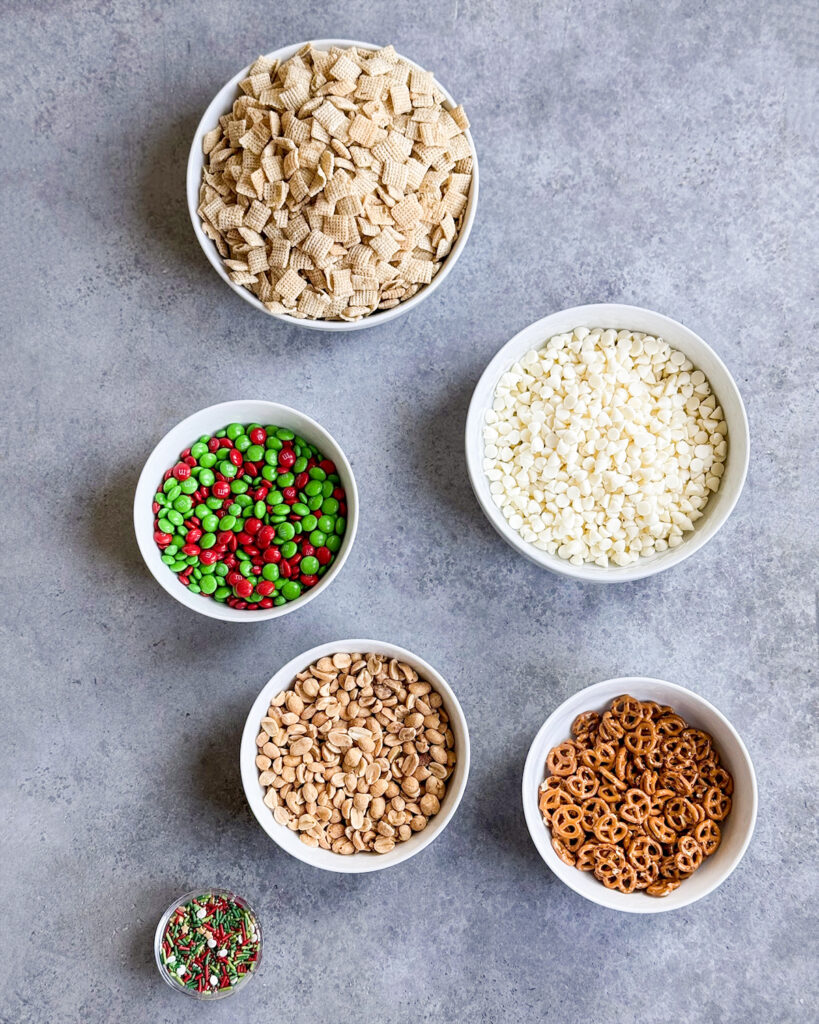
[693, 818, 722, 856]
[619, 788, 652, 825]
[610, 694, 645, 730]
[593, 812, 628, 845]
[702, 765, 733, 795]
[546, 741, 577, 777]
[624, 720, 658, 755]
[551, 804, 584, 841]
[616, 863, 638, 894]
[633, 860, 660, 889]
[682, 728, 712, 761]
[565, 766, 600, 800]
[572, 711, 601, 737]
[538, 783, 573, 818]
[594, 854, 625, 888]
[656, 714, 686, 736]
[627, 835, 662, 871]
[599, 710, 625, 741]
[575, 841, 601, 871]
[646, 814, 677, 845]
[664, 796, 698, 831]
[704, 787, 732, 821]
[675, 835, 704, 874]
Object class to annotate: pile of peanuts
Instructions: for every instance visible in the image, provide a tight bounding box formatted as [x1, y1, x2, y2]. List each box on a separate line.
[255, 651, 456, 854]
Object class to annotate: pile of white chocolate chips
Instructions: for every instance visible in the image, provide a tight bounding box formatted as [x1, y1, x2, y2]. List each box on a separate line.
[483, 327, 728, 567]
[198, 44, 472, 321]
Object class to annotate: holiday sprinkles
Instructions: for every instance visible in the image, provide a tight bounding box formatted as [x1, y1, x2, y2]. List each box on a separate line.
[152, 423, 347, 608]
[158, 891, 260, 995]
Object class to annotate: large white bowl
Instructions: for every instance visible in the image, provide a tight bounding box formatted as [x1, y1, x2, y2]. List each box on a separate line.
[522, 676, 757, 914]
[465, 304, 750, 582]
[241, 639, 470, 872]
[134, 400, 358, 622]
[187, 39, 479, 332]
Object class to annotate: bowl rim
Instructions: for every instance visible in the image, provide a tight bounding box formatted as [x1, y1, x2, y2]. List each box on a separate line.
[465, 302, 750, 582]
[153, 886, 262, 999]
[133, 399, 358, 622]
[186, 37, 480, 332]
[521, 675, 758, 914]
[240, 638, 471, 872]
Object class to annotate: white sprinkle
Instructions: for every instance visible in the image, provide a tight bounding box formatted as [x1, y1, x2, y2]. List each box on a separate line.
[207, 937, 217, 948]
[217, 948, 228, 958]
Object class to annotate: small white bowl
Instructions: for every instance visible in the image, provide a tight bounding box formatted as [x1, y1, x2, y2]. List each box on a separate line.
[187, 39, 479, 332]
[522, 676, 757, 914]
[134, 400, 358, 622]
[465, 304, 750, 582]
[240, 639, 470, 872]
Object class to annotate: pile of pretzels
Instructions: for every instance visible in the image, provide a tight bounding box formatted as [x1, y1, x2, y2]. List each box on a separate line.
[539, 695, 733, 897]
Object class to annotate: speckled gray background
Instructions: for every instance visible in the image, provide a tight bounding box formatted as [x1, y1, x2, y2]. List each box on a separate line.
[2, 0, 817, 1021]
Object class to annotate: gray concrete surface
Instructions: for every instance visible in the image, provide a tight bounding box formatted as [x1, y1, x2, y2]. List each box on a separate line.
[2, 1, 817, 1021]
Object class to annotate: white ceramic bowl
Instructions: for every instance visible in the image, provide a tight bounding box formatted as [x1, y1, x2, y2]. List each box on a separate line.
[134, 400, 358, 621]
[465, 304, 750, 582]
[522, 676, 757, 913]
[187, 39, 479, 332]
[241, 639, 470, 872]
